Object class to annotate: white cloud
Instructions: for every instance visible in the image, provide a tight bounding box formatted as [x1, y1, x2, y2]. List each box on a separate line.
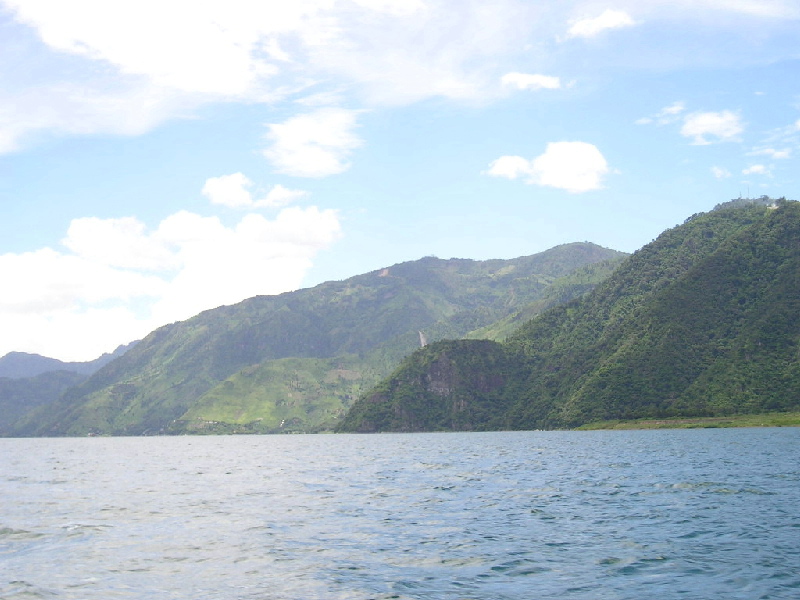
[263, 108, 363, 177]
[748, 119, 800, 163]
[501, 72, 562, 91]
[0, 0, 537, 151]
[2, 1, 797, 155]
[486, 155, 532, 180]
[259, 184, 309, 207]
[302, 0, 533, 106]
[680, 110, 744, 145]
[699, 0, 800, 18]
[636, 101, 686, 126]
[202, 173, 256, 209]
[0, 79, 191, 155]
[0, 247, 166, 314]
[0, 305, 151, 368]
[487, 141, 610, 193]
[659, 101, 686, 117]
[202, 173, 309, 208]
[0, 245, 167, 362]
[640, 104, 748, 146]
[149, 207, 341, 325]
[0, 206, 341, 361]
[742, 164, 770, 175]
[711, 166, 731, 179]
[3, 0, 297, 97]
[62, 217, 177, 271]
[351, 0, 427, 16]
[567, 9, 636, 39]
[749, 147, 791, 159]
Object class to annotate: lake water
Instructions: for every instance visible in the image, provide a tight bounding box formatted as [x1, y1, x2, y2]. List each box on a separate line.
[2, 429, 799, 599]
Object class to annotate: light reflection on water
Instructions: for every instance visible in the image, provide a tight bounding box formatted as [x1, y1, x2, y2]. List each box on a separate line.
[2, 429, 799, 599]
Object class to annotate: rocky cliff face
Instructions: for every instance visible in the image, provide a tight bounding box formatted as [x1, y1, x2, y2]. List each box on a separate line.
[338, 340, 512, 432]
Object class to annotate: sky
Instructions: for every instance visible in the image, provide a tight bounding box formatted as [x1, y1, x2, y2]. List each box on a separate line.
[1, 1, 799, 361]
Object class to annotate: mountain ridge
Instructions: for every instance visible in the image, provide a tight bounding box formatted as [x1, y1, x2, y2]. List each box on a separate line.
[0, 343, 136, 379]
[338, 198, 800, 432]
[5, 242, 623, 436]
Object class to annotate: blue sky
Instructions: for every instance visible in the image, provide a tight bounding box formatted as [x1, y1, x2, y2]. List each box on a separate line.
[1, 0, 799, 361]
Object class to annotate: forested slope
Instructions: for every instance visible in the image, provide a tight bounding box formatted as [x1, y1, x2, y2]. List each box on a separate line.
[339, 199, 800, 432]
[10, 243, 622, 436]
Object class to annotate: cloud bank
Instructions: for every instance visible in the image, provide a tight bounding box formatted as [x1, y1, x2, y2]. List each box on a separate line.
[0, 204, 341, 361]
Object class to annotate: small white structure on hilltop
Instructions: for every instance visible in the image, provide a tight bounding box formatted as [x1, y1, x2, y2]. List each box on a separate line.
[419, 331, 428, 348]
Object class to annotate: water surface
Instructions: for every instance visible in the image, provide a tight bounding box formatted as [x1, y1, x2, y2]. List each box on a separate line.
[2, 429, 799, 599]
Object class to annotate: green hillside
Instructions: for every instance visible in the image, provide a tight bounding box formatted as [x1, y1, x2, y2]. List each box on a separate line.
[0, 371, 87, 435]
[11, 242, 622, 436]
[338, 198, 800, 432]
[179, 356, 375, 434]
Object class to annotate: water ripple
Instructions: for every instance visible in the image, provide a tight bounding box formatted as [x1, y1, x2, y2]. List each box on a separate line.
[1, 429, 799, 599]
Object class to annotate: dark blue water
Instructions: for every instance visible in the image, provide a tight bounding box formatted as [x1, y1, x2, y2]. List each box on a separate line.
[2, 429, 799, 599]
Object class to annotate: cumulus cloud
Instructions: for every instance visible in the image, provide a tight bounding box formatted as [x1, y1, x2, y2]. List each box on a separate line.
[202, 173, 256, 209]
[486, 156, 533, 180]
[501, 72, 562, 91]
[567, 9, 636, 39]
[62, 217, 177, 271]
[680, 110, 744, 145]
[0, 247, 166, 314]
[202, 174, 309, 208]
[150, 207, 341, 325]
[0, 247, 167, 361]
[0, 206, 341, 361]
[263, 108, 363, 177]
[486, 141, 610, 193]
[0, 305, 150, 368]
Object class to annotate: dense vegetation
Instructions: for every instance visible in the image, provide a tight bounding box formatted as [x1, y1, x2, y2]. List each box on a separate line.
[0, 371, 87, 436]
[5, 243, 622, 436]
[339, 199, 800, 432]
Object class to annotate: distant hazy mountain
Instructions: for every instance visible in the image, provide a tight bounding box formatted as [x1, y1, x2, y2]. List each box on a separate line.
[0, 343, 136, 436]
[7, 243, 624, 436]
[338, 198, 800, 432]
[0, 371, 87, 436]
[0, 343, 136, 379]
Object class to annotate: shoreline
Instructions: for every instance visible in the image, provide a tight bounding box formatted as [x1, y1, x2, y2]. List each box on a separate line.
[576, 412, 800, 430]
